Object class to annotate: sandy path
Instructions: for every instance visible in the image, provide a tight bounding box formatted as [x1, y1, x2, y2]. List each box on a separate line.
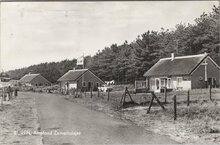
[0, 92, 42, 145]
[34, 92, 176, 145]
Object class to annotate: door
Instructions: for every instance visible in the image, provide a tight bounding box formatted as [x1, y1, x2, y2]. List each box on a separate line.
[155, 78, 160, 92]
[88, 82, 91, 91]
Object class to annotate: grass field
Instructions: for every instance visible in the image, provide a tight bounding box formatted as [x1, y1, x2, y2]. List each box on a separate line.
[67, 88, 220, 144]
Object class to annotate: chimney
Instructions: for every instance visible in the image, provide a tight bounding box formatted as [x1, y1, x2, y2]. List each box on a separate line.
[171, 53, 175, 61]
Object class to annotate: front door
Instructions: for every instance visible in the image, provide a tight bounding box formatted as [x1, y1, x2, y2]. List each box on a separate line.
[88, 82, 93, 91]
[155, 78, 160, 92]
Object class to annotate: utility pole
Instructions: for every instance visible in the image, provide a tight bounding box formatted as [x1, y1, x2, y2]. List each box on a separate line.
[0, 2, 1, 73]
[174, 39, 179, 55]
[201, 53, 208, 87]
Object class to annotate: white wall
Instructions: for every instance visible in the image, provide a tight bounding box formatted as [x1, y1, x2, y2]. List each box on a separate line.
[180, 81, 191, 90]
[172, 79, 191, 91]
[69, 83, 77, 89]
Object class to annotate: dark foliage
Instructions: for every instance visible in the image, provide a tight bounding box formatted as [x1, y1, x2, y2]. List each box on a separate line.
[7, 6, 220, 84]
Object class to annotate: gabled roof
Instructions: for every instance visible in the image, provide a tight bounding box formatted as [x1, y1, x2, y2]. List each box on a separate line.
[19, 73, 51, 84]
[57, 69, 88, 82]
[143, 53, 214, 77]
[19, 74, 39, 83]
[57, 69, 104, 83]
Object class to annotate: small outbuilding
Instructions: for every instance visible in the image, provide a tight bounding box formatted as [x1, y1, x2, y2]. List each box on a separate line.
[57, 69, 104, 92]
[144, 53, 220, 92]
[19, 73, 51, 87]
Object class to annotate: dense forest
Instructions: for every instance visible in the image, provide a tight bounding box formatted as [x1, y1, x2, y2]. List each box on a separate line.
[7, 5, 220, 84]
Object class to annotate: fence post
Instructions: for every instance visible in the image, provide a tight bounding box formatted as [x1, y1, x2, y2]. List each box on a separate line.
[209, 85, 212, 101]
[98, 88, 100, 98]
[90, 88, 92, 98]
[164, 87, 167, 103]
[173, 95, 177, 121]
[0, 89, 3, 106]
[107, 89, 110, 101]
[187, 90, 190, 106]
[84, 89, 86, 97]
[123, 87, 126, 104]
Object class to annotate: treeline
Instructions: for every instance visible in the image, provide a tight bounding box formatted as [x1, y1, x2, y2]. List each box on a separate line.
[7, 5, 220, 84]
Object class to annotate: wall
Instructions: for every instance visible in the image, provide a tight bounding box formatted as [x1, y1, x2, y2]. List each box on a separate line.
[171, 76, 191, 91]
[149, 76, 191, 92]
[30, 75, 51, 86]
[191, 57, 219, 89]
[77, 70, 104, 91]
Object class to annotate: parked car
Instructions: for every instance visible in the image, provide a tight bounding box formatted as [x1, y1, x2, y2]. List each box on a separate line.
[98, 84, 113, 92]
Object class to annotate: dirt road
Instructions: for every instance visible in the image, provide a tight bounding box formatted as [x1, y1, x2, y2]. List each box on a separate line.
[34, 92, 177, 144]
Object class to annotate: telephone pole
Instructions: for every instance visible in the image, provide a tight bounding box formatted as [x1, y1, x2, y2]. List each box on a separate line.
[0, 2, 2, 73]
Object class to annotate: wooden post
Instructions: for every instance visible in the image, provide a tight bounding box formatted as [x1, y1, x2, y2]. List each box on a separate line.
[152, 92, 165, 110]
[90, 88, 92, 98]
[0, 89, 3, 106]
[126, 87, 134, 103]
[147, 95, 154, 114]
[164, 87, 167, 103]
[209, 85, 212, 101]
[84, 89, 86, 97]
[107, 89, 110, 101]
[98, 88, 100, 98]
[123, 88, 126, 105]
[173, 95, 177, 121]
[187, 90, 190, 106]
[147, 92, 165, 113]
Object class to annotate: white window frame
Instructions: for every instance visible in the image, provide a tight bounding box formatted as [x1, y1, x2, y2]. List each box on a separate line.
[176, 77, 183, 89]
[167, 78, 171, 88]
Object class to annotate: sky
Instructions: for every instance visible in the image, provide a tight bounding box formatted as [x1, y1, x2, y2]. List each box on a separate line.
[0, 1, 219, 71]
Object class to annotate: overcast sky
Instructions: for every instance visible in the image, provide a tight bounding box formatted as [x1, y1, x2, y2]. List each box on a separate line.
[0, 1, 219, 71]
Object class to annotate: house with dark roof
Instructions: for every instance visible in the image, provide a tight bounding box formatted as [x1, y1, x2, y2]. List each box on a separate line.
[57, 69, 104, 93]
[0, 72, 10, 82]
[144, 53, 220, 92]
[19, 73, 51, 87]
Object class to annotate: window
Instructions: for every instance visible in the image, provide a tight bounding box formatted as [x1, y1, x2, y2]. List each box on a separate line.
[177, 77, 182, 86]
[167, 78, 171, 88]
[161, 78, 167, 88]
[150, 79, 155, 90]
[208, 77, 217, 88]
[96, 82, 100, 87]
[82, 81, 86, 87]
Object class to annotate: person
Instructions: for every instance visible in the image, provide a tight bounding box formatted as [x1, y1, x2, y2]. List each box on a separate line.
[8, 86, 12, 100]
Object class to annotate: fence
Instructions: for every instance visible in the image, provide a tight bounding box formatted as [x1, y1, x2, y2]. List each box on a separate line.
[0, 87, 18, 108]
[65, 86, 219, 120]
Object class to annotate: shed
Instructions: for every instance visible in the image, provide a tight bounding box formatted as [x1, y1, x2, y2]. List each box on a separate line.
[144, 53, 220, 92]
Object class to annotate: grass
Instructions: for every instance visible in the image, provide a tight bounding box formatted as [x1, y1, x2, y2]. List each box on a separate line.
[66, 88, 220, 144]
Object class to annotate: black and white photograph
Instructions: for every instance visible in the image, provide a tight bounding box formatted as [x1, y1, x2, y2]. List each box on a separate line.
[0, 1, 220, 144]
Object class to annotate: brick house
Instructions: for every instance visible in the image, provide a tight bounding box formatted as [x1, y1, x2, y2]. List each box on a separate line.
[57, 69, 104, 92]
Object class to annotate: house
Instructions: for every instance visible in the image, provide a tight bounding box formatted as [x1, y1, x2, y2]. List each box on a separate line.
[144, 53, 220, 92]
[57, 68, 104, 92]
[0, 72, 10, 82]
[8, 79, 19, 87]
[19, 73, 51, 87]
